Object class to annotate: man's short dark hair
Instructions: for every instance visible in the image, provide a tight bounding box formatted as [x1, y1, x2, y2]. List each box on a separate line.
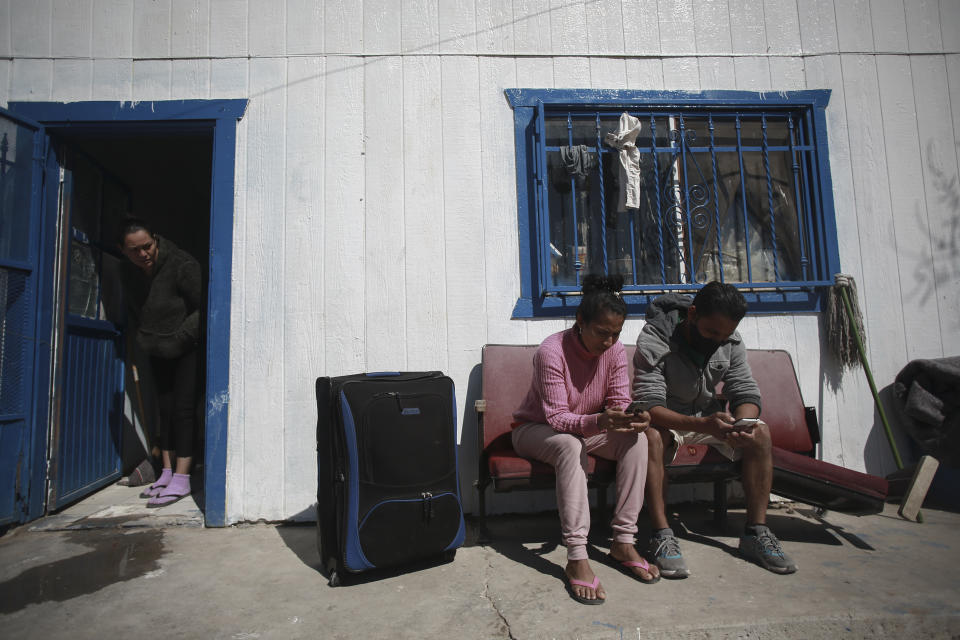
[692, 281, 748, 322]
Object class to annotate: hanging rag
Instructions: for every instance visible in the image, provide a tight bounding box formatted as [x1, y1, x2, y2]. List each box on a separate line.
[559, 145, 597, 180]
[604, 113, 643, 212]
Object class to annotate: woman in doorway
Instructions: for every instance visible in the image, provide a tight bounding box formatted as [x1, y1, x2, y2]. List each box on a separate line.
[512, 274, 658, 605]
[118, 218, 202, 508]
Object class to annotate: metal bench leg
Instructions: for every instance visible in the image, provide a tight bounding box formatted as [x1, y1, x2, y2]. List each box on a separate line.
[475, 481, 491, 544]
[714, 480, 728, 525]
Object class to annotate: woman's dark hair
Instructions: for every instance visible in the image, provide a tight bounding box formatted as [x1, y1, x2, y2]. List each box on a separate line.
[692, 281, 748, 322]
[577, 273, 627, 324]
[117, 217, 155, 246]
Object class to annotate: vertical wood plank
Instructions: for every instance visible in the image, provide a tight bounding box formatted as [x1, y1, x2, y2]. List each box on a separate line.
[942, 0, 960, 52]
[662, 57, 700, 89]
[133, 0, 172, 58]
[249, 0, 286, 56]
[657, 0, 696, 55]
[0, 0, 10, 59]
[834, 0, 874, 52]
[401, 0, 440, 53]
[402, 56, 448, 369]
[480, 56, 525, 344]
[513, 0, 551, 54]
[171, 59, 210, 98]
[768, 56, 806, 89]
[52, 0, 92, 58]
[797, 0, 838, 54]
[209, 0, 248, 57]
[904, 0, 943, 53]
[698, 56, 735, 89]
[92, 0, 133, 58]
[476, 0, 514, 53]
[286, 0, 324, 55]
[728, 0, 766, 55]
[692, 0, 732, 55]
[323, 56, 366, 374]
[840, 55, 908, 387]
[52, 60, 93, 101]
[586, 0, 626, 55]
[912, 55, 960, 355]
[626, 58, 665, 89]
[876, 55, 942, 360]
[515, 56, 554, 87]
[553, 56, 591, 88]
[325, 0, 364, 53]
[92, 59, 132, 100]
[621, 0, 661, 56]
[171, 0, 210, 57]
[283, 55, 325, 519]
[870, 0, 909, 52]
[589, 57, 627, 88]
[243, 57, 288, 520]
[11, 0, 51, 57]
[763, 0, 802, 54]
[363, 0, 401, 54]
[441, 55, 486, 449]
[132, 60, 172, 100]
[223, 60, 249, 522]
[802, 54, 855, 468]
[209, 58, 248, 98]
[439, 0, 478, 53]
[9, 60, 52, 101]
[0, 62, 10, 104]
[549, 0, 587, 54]
[364, 56, 407, 371]
[733, 56, 771, 90]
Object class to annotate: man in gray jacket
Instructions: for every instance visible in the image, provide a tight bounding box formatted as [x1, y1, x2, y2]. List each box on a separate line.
[632, 282, 796, 576]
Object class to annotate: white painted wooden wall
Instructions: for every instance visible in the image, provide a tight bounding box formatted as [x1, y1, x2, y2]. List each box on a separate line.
[1, 0, 957, 523]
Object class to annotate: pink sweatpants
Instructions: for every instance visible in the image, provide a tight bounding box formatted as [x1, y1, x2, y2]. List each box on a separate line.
[512, 423, 648, 561]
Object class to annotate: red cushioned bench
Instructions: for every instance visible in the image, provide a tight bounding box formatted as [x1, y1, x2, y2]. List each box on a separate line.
[474, 344, 888, 528]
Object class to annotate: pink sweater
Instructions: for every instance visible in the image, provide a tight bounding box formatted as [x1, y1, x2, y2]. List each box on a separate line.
[513, 328, 631, 437]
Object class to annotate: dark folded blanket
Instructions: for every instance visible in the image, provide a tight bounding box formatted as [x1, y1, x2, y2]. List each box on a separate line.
[893, 357, 960, 466]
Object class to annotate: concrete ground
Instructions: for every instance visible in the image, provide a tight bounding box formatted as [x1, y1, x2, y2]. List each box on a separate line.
[2, 496, 960, 640]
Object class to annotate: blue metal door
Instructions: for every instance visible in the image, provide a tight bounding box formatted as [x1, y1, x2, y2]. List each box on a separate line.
[0, 108, 47, 526]
[46, 149, 126, 510]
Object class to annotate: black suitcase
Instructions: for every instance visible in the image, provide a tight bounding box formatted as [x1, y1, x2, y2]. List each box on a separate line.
[315, 371, 465, 586]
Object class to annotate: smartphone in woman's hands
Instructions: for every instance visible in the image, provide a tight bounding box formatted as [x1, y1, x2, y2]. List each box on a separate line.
[732, 418, 760, 432]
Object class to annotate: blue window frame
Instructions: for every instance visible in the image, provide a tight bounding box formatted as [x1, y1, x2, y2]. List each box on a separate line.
[506, 89, 841, 317]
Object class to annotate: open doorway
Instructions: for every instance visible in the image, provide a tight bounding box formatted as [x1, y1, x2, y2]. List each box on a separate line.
[42, 127, 213, 524]
[7, 100, 246, 527]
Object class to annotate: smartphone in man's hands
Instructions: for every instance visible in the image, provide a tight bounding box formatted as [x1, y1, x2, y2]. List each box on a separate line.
[625, 400, 646, 415]
[731, 418, 760, 432]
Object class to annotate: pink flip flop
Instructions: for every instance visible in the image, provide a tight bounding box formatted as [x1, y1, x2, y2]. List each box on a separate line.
[565, 574, 605, 605]
[605, 553, 661, 584]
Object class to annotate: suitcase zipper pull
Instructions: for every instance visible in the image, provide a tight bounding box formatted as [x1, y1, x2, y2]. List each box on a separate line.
[421, 492, 434, 523]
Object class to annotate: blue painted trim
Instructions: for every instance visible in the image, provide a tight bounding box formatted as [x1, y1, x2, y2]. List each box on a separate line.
[339, 392, 374, 572]
[507, 88, 838, 318]
[505, 88, 831, 109]
[8, 100, 247, 123]
[9, 99, 247, 526]
[26, 137, 59, 522]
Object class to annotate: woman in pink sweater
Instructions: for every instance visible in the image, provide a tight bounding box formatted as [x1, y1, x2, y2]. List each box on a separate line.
[513, 275, 658, 605]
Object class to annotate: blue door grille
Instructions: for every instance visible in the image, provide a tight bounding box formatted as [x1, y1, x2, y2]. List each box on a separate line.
[0, 267, 30, 525]
[536, 107, 831, 295]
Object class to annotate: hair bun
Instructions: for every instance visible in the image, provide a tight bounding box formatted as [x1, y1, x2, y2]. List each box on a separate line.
[581, 273, 625, 295]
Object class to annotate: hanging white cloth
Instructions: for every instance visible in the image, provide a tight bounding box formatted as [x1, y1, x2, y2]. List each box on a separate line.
[603, 112, 642, 212]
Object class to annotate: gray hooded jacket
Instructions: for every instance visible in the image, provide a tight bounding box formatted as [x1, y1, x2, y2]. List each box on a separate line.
[632, 293, 761, 416]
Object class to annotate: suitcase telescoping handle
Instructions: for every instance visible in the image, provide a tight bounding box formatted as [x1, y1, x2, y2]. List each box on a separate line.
[365, 372, 401, 377]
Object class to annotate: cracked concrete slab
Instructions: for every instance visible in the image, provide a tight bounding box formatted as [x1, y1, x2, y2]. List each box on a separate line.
[1, 503, 959, 639]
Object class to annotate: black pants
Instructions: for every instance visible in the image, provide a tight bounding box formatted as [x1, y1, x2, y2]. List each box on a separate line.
[151, 349, 198, 459]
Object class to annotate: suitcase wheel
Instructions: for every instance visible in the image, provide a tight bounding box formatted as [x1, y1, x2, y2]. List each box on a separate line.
[443, 549, 457, 563]
[328, 569, 341, 587]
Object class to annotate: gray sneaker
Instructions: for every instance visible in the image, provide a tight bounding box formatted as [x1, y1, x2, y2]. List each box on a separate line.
[647, 528, 690, 579]
[739, 525, 797, 574]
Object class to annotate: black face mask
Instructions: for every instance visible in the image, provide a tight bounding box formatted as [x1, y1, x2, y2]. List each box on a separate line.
[688, 320, 723, 359]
